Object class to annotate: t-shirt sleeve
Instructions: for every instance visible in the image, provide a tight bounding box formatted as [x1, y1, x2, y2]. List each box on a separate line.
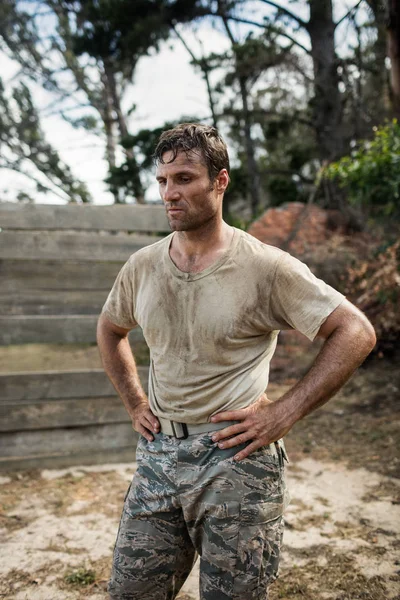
[101, 256, 137, 329]
[268, 253, 345, 341]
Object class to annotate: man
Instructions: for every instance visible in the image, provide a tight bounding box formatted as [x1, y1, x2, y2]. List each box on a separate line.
[97, 123, 376, 600]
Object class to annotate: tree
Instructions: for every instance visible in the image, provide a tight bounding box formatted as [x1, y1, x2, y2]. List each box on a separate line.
[0, 77, 91, 202]
[324, 120, 400, 219]
[171, 25, 220, 129]
[0, 0, 207, 203]
[387, 0, 400, 117]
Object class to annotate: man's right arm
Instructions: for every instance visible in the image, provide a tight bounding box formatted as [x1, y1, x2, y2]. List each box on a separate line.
[96, 313, 160, 441]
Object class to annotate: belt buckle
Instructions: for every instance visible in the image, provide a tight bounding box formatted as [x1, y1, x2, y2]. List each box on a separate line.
[171, 421, 188, 439]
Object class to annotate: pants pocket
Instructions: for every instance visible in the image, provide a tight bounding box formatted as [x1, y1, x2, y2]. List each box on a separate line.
[231, 447, 289, 600]
[233, 502, 285, 600]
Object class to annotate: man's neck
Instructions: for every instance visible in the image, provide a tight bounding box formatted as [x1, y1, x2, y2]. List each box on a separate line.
[172, 220, 232, 260]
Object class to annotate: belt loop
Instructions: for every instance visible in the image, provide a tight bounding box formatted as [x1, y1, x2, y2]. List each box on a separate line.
[171, 421, 188, 440]
[274, 441, 283, 468]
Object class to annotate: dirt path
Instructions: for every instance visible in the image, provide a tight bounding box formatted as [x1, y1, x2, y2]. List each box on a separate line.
[1, 358, 399, 599]
[0, 454, 399, 600]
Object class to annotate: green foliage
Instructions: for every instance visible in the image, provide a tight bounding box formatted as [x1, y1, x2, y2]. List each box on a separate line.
[105, 158, 143, 202]
[0, 0, 208, 203]
[268, 176, 300, 206]
[64, 567, 96, 587]
[120, 122, 179, 170]
[63, 114, 99, 131]
[0, 0, 395, 211]
[324, 121, 400, 218]
[224, 165, 249, 203]
[70, 0, 206, 72]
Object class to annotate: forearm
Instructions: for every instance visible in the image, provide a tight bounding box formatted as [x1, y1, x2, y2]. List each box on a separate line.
[277, 317, 376, 427]
[97, 326, 148, 419]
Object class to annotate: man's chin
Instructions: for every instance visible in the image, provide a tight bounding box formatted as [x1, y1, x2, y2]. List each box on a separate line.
[168, 218, 191, 232]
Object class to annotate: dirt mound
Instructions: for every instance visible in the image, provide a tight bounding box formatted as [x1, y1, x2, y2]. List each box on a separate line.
[247, 202, 347, 256]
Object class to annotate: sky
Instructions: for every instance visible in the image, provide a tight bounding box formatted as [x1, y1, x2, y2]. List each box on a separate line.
[0, 1, 366, 205]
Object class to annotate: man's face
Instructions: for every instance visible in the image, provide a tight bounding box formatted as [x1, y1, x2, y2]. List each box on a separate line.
[156, 150, 225, 232]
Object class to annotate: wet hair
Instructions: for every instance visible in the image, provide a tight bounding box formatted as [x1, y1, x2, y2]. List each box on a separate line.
[153, 123, 230, 181]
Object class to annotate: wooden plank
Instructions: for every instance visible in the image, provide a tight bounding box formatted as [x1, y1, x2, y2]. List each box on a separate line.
[0, 290, 108, 316]
[0, 446, 138, 471]
[0, 367, 149, 403]
[0, 202, 170, 232]
[0, 316, 146, 345]
[0, 259, 123, 292]
[0, 396, 131, 432]
[0, 422, 138, 457]
[0, 231, 163, 261]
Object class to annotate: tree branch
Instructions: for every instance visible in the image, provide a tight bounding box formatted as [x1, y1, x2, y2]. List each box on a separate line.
[41, 102, 93, 117]
[0, 161, 69, 201]
[213, 14, 311, 54]
[335, 0, 364, 29]
[265, 24, 311, 55]
[172, 24, 198, 63]
[172, 25, 219, 128]
[257, 0, 308, 28]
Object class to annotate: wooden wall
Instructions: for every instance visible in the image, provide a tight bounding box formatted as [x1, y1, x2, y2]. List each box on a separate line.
[0, 202, 169, 471]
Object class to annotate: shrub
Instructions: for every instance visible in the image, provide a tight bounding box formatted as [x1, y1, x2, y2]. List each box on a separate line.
[324, 120, 400, 219]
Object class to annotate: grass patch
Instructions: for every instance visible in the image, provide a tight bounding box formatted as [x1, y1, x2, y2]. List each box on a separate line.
[64, 567, 96, 587]
[270, 547, 389, 600]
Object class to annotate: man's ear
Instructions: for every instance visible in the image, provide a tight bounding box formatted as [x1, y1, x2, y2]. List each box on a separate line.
[215, 169, 230, 194]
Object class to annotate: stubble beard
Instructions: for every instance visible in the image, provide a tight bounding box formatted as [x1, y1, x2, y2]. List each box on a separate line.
[167, 208, 218, 232]
[166, 181, 218, 232]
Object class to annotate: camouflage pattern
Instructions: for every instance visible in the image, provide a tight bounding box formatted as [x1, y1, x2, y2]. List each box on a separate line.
[108, 431, 290, 600]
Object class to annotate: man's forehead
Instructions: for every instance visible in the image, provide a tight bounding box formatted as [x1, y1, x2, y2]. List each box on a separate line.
[156, 149, 206, 174]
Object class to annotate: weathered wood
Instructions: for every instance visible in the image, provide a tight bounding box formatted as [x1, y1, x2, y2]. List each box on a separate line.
[0, 396, 132, 432]
[0, 202, 160, 471]
[0, 259, 123, 292]
[0, 290, 108, 315]
[0, 316, 145, 345]
[0, 446, 137, 472]
[0, 202, 169, 232]
[0, 422, 138, 456]
[0, 231, 163, 261]
[0, 367, 149, 403]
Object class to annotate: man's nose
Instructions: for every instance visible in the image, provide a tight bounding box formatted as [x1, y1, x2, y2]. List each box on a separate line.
[163, 181, 180, 202]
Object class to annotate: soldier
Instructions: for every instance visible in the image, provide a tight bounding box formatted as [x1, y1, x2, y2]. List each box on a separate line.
[97, 123, 376, 600]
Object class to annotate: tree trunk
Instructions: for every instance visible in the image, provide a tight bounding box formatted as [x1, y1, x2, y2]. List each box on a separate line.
[221, 12, 262, 217]
[100, 68, 120, 203]
[172, 26, 219, 128]
[103, 60, 145, 203]
[202, 61, 219, 129]
[238, 75, 262, 218]
[365, 0, 392, 119]
[307, 0, 343, 161]
[388, 0, 400, 117]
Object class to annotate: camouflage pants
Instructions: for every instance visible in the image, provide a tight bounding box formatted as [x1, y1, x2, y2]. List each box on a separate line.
[108, 431, 290, 600]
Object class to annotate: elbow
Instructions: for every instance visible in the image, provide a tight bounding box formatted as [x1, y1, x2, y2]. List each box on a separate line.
[364, 320, 377, 354]
[354, 314, 376, 359]
[96, 312, 106, 342]
[97, 312, 130, 341]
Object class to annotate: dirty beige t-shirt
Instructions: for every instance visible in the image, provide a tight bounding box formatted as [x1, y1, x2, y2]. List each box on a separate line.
[101, 227, 345, 424]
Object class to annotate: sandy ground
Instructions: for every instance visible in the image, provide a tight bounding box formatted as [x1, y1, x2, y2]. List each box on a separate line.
[1, 353, 399, 599]
[0, 454, 399, 600]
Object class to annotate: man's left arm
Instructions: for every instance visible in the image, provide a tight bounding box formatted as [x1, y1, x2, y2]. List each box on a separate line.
[210, 299, 376, 461]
